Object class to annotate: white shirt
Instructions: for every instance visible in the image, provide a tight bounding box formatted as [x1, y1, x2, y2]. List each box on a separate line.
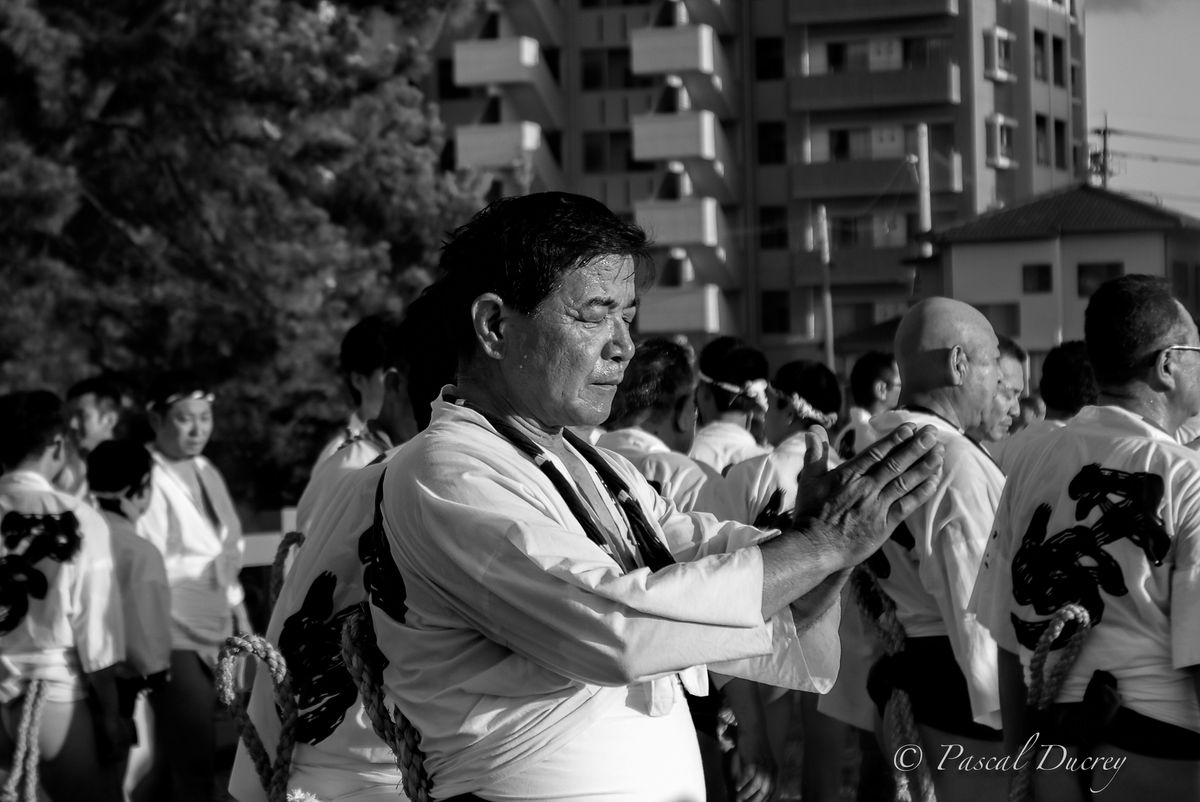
[833, 407, 880, 458]
[972, 405, 1200, 732]
[295, 425, 392, 535]
[138, 449, 243, 663]
[314, 412, 369, 469]
[869, 408, 1005, 729]
[373, 396, 835, 799]
[988, 418, 1067, 475]
[0, 471, 123, 703]
[229, 450, 405, 802]
[688, 421, 771, 475]
[100, 511, 171, 678]
[596, 428, 727, 514]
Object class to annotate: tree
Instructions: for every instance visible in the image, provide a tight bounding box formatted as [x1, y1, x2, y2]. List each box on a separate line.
[0, 0, 486, 508]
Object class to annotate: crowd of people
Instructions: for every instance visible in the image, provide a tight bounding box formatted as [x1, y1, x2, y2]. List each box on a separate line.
[3, 190, 1200, 802]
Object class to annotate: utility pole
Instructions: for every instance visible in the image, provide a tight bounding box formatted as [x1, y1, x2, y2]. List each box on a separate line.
[1091, 112, 1111, 188]
[816, 204, 835, 369]
[916, 122, 932, 258]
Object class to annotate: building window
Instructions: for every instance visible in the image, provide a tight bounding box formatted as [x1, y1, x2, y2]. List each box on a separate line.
[580, 47, 651, 91]
[755, 37, 785, 81]
[984, 28, 1016, 82]
[1033, 31, 1047, 81]
[826, 41, 870, 74]
[759, 205, 789, 250]
[1035, 115, 1049, 166]
[987, 114, 1017, 168]
[757, 121, 787, 165]
[761, 291, 791, 334]
[1023, 264, 1052, 294]
[582, 131, 653, 173]
[1078, 262, 1123, 297]
[1070, 63, 1081, 98]
[583, 132, 607, 173]
[829, 128, 871, 161]
[829, 214, 872, 249]
[1053, 119, 1067, 170]
[1052, 36, 1066, 87]
[975, 303, 1021, 338]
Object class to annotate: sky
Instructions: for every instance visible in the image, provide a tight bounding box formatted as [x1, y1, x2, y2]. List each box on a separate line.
[1086, 0, 1200, 217]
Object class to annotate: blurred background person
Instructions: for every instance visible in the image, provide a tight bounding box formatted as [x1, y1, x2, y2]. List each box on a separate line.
[57, 374, 129, 497]
[834, 352, 900, 460]
[138, 372, 244, 802]
[690, 345, 772, 474]
[314, 313, 398, 467]
[967, 335, 1027, 447]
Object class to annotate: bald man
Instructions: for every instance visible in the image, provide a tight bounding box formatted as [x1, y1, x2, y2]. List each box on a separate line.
[864, 297, 1008, 801]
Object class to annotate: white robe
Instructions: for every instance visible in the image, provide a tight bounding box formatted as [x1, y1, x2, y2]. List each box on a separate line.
[972, 405, 1200, 732]
[869, 409, 1005, 729]
[100, 510, 171, 678]
[137, 449, 243, 664]
[295, 425, 392, 536]
[0, 471, 123, 703]
[832, 406, 880, 458]
[987, 417, 1067, 475]
[229, 449, 406, 802]
[688, 421, 771, 475]
[596, 427, 729, 515]
[314, 412, 369, 469]
[372, 396, 837, 800]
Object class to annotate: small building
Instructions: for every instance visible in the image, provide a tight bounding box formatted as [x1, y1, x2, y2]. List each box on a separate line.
[927, 184, 1200, 358]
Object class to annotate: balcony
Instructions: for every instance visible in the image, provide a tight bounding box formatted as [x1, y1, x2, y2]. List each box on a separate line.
[789, 0, 957, 24]
[682, 0, 738, 35]
[454, 121, 563, 191]
[634, 198, 738, 288]
[454, 37, 564, 128]
[792, 151, 962, 198]
[790, 62, 960, 112]
[631, 111, 737, 203]
[630, 25, 736, 118]
[637, 284, 733, 335]
[791, 246, 914, 288]
[507, 0, 564, 46]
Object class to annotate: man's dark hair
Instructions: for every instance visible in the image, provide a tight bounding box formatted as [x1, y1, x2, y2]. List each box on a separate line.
[1040, 340, 1098, 415]
[87, 440, 152, 513]
[66, 375, 125, 414]
[1085, 274, 1185, 385]
[606, 338, 695, 426]
[773, 360, 842, 421]
[146, 370, 211, 412]
[998, 335, 1028, 364]
[708, 346, 769, 413]
[0, 390, 66, 469]
[404, 193, 653, 377]
[697, 336, 744, 380]
[339, 314, 404, 406]
[848, 352, 895, 408]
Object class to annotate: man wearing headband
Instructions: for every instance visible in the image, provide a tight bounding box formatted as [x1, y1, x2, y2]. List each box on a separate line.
[689, 345, 773, 475]
[863, 297, 1008, 800]
[138, 373, 243, 802]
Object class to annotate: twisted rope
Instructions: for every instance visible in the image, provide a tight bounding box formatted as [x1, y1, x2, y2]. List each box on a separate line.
[340, 606, 432, 802]
[0, 680, 46, 802]
[1009, 604, 1091, 802]
[216, 634, 298, 802]
[270, 531, 306, 607]
[851, 567, 936, 802]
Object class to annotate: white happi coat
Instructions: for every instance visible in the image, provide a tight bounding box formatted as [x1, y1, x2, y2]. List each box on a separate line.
[138, 448, 243, 664]
[868, 408, 1005, 729]
[987, 418, 1067, 475]
[972, 405, 1200, 732]
[0, 471, 124, 703]
[295, 425, 392, 536]
[314, 412, 369, 469]
[833, 406, 880, 459]
[100, 510, 171, 678]
[372, 397, 838, 800]
[229, 449, 406, 802]
[688, 421, 771, 475]
[596, 427, 729, 515]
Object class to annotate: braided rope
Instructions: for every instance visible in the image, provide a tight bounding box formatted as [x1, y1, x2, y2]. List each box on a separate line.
[0, 680, 46, 802]
[851, 567, 936, 802]
[270, 531, 306, 607]
[340, 606, 432, 802]
[216, 634, 298, 802]
[1009, 604, 1091, 802]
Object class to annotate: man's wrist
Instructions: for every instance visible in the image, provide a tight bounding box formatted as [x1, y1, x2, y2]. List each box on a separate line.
[780, 518, 846, 574]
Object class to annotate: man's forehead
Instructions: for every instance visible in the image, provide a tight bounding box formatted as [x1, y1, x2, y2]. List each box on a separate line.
[561, 255, 638, 298]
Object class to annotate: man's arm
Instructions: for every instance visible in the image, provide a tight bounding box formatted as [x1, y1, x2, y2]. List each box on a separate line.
[760, 424, 943, 619]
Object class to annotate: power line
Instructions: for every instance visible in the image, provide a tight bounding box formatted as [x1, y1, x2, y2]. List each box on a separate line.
[1092, 127, 1200, 147]
[1109, 149, 1200, 168]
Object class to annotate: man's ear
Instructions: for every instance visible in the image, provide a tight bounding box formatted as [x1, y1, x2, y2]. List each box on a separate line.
[470, 293, 508, 361]
[1156, 348, 1179, 390]
[948, 345, 968, 386]
[873, 379, 889, 403]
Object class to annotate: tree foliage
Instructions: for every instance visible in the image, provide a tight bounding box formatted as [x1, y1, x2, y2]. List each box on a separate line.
[0, 0, 486, 508]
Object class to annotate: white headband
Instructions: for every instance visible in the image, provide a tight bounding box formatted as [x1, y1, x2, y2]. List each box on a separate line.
[699, 373, 769, 413]
[781, 392, 839, 430]
[149, 390, 214, 411]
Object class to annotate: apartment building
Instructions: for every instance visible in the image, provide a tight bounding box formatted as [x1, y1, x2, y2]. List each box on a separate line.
[429, 0, 1088, 365]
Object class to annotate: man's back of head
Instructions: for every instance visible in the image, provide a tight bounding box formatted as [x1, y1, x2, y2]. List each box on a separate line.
[0, 390, 67, 476]
[849, 351, 899, 414]
[1084, 274, 1200, 433]
[1039, 340, 1097, 420]
[893, 297, 1001, 432]
[605, 338, 697, 452]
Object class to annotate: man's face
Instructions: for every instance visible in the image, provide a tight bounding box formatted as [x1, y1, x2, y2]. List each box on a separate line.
[960, 331, 1003, 431]
[67, 393, 118, 454]
[1167, 301, 1200, 422]
[978, 355, 1025, 442]
[352, 368, 388, 421]
[499, 254, 638, 429]
[152, 397, 213, 459]
[880, 363, 902, 409]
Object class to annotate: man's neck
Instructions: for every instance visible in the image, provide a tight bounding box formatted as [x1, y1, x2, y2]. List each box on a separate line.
[711, 411, 751, 430]
[455, 374, 568, 457]
[900, 391, 963, 430]
[1096, 387, 1178, 434]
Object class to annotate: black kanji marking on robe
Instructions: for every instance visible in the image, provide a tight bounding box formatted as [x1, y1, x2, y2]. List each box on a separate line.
[358, 472, 407, 624]
[277, 571, 359, 744]
[1010, 463, 1169, 651]
[0, 511, 82, 634]
[863, 520, 915, 579]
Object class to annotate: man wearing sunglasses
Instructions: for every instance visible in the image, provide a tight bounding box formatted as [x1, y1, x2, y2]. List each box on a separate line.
[974, 274, 1200, 800]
